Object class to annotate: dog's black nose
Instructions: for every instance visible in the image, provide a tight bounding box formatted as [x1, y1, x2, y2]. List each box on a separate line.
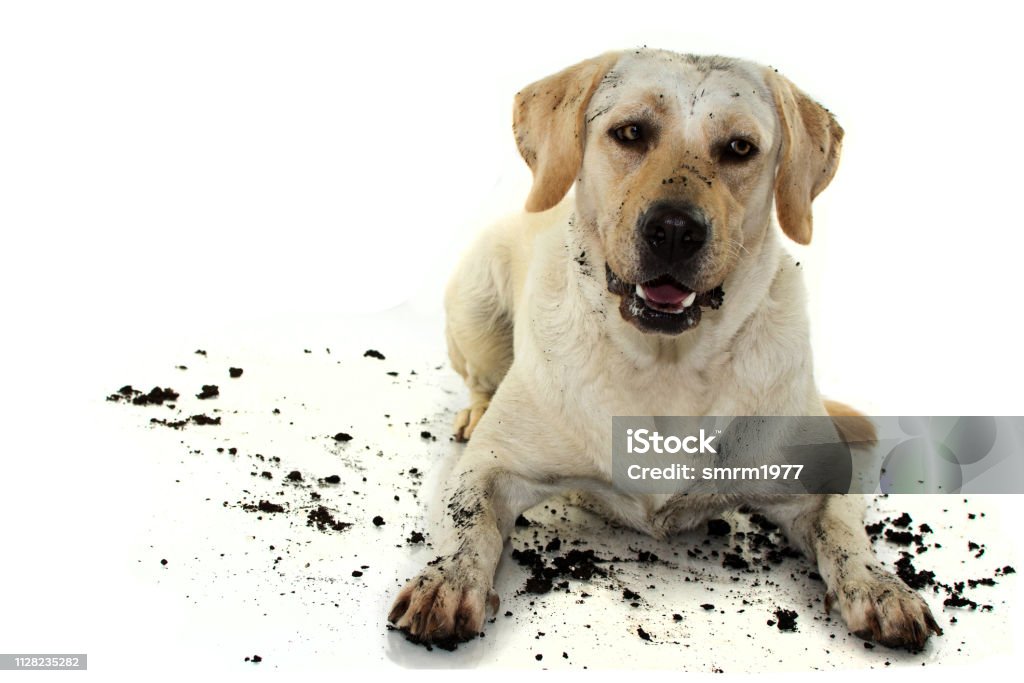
[640, 203, 709, 265]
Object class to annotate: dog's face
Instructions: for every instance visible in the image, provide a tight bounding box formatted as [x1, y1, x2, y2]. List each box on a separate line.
[514, 50, 843, 334]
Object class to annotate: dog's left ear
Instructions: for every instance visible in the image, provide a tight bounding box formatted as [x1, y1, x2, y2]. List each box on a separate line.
[514, 52, 619, 212]
[767, 70, 844, 245]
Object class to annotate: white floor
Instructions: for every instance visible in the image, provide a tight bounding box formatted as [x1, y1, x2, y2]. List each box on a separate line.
[4, 307, 1021, 677]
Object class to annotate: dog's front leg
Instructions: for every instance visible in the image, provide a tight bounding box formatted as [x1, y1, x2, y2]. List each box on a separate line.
[759, 494, 943, 651]
[388, 440, 556, 645]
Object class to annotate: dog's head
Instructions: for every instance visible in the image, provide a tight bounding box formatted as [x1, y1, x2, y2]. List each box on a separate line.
[514, 49, 843, 334]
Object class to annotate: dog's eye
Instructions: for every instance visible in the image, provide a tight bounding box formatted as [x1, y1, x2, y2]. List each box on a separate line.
[613, 124, 644, 143]
[726, 139, 756, 158]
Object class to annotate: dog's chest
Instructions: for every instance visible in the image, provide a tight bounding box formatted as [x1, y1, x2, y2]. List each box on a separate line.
[592, 361, 714, 415]
[540, 339, 752, 480]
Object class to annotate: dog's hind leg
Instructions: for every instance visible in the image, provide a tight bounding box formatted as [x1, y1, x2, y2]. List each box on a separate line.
[445, 229, 517, 441]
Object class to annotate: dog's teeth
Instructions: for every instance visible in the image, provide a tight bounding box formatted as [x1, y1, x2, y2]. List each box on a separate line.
[635, 284, 647, 300]
[682, 291, 697, 308]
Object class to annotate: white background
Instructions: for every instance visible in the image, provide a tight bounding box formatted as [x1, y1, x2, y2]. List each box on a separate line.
[2, 1, 1023, 412]
[2, 1, 1023, 681]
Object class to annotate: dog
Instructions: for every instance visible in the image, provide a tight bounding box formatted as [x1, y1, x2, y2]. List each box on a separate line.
[388, 49, 942, 651]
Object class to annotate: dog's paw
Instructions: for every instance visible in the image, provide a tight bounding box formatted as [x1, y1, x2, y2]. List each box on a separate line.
[388, 556, 499, 646]
[828, 568, 943, 651]
[453, 400, 489, 442]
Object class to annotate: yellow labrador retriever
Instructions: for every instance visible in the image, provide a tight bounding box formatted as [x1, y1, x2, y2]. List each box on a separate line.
[388, 49, 942, 651]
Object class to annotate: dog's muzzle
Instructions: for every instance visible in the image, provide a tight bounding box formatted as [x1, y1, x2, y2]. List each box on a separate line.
[604, 201, 724, 334]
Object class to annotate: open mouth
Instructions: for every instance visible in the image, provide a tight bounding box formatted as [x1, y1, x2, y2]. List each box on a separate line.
[606, 265, 725, 335]
[635, 275, 699, 314]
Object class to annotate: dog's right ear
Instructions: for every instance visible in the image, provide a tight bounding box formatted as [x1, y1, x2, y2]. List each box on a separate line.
[513, 53, 619, 212]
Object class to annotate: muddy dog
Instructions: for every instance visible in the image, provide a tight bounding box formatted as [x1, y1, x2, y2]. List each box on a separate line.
[388, 49, 942, 650]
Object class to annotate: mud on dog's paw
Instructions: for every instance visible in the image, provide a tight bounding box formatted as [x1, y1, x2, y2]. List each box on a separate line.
[388, 556, 499, 646]
[453, 400, 489, 442]
[827, 568, 943, 651]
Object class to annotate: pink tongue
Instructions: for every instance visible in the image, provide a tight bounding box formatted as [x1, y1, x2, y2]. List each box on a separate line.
[642, 281, 691, 305]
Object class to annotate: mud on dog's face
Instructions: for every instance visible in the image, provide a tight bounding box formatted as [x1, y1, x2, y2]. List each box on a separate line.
[514, 50, 843, 334]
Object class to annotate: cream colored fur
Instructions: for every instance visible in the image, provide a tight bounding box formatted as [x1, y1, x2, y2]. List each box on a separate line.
[389, 49, 941, 651]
